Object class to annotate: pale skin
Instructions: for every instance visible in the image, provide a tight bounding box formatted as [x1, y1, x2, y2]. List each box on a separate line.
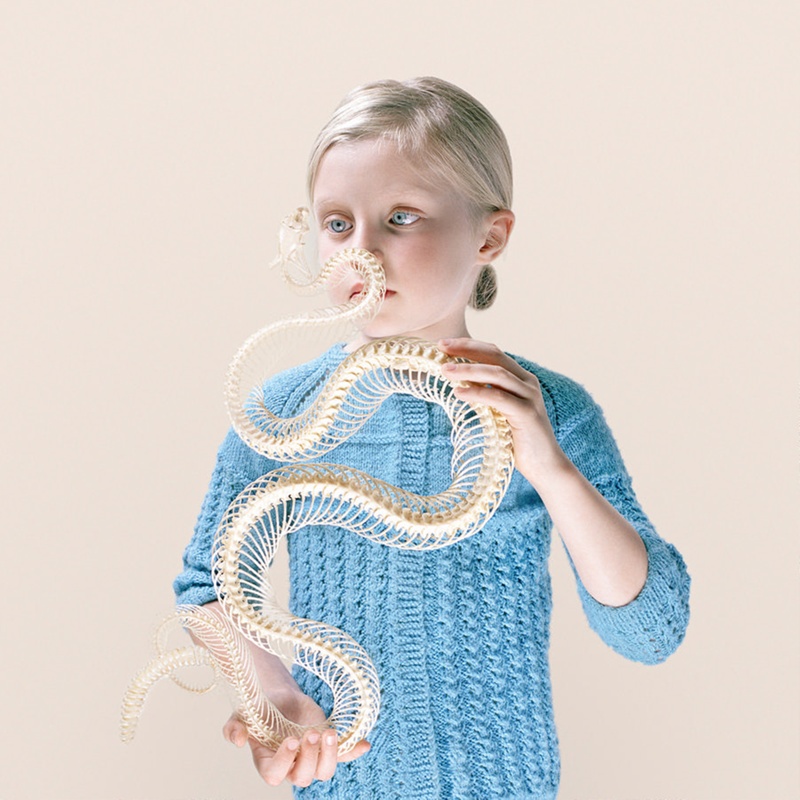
[214, 137, 648, 787]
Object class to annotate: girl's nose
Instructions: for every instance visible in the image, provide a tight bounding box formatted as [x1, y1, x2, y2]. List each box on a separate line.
[351, 226, 383, 263]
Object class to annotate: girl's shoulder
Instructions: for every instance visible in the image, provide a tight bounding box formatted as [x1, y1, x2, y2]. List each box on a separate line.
[506, 351, 601, 436]
[507, 351, 631, 477]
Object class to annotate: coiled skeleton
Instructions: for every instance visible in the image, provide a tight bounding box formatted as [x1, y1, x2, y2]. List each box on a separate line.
[121, 215, 515, 754]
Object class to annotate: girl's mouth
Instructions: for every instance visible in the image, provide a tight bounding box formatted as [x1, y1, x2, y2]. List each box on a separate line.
[349, 288, 396, 300]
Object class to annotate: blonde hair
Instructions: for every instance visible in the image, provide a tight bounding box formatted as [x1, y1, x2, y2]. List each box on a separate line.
[307, 77, 512, 309]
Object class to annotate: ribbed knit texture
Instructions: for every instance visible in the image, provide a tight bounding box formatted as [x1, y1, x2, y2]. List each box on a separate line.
[174, 345, 691, 800]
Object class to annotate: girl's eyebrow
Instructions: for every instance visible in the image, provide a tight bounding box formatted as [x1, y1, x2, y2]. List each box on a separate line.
[312, 197, 339, 211]
[314, 192, 436, 216]
[314, 179, 442, 212]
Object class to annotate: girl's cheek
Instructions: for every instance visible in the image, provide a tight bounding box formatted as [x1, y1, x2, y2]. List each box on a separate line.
[325, 284, 345, 305]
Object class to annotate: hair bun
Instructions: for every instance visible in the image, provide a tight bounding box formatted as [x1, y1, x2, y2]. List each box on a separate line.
[469, 264, 498, 310]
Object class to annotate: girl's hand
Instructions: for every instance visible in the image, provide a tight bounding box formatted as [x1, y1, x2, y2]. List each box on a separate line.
[438, 337, 569, 490]
[192, 603, 370, 787]
[440, 337, 649, 607]
[223, 693, 371, 788]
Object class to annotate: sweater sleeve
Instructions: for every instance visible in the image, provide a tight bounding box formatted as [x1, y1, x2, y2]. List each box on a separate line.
[546, 374, 691, 665]
[172, 427, 273, 606]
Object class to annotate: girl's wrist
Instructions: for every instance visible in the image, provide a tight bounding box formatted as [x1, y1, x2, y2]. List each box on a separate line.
[517, 446, 574, 492]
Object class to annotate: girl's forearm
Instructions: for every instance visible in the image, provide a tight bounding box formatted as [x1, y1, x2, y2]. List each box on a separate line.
[190, 601, 306, 707]
[526, 455, 649, 607]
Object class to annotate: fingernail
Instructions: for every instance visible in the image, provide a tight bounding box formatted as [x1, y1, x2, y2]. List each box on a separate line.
[442, 362, 455, 370]
[307, 732, 320, 745]
[325, 733, 336, 746]
[286, 738, 299, 751]
[439, 338, 451, 346]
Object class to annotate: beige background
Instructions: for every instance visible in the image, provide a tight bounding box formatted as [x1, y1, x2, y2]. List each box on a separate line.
[1, 2, 797, 798]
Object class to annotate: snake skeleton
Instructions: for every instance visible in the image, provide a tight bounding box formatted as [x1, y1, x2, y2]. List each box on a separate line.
[121, 213, 516, 754]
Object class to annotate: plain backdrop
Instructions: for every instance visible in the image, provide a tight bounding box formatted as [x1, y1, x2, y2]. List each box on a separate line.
[1, 2, 797, 799]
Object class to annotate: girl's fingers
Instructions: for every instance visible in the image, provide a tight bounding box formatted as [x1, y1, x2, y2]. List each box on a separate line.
[438, 338, 535, 383]
[438, 336, 507, 360]
[286, 730, 323, 788]
[237, 724, 370, 788]
[442, 361, 535, 400]
[451, 384, 531, 419]
[260, 733, 369, 788]
[223, 714, 248, 747]
[315, 730, 339, 781]
[338, 739, 371, 762]
[251, 737, 300, 787]
[439, 336, 505, 360]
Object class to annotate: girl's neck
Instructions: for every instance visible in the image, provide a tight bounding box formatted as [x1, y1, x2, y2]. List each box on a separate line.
[343, 322, 472, 354]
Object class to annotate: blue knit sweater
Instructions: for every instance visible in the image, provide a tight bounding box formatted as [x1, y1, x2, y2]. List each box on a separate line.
[174, 344, 690, 800]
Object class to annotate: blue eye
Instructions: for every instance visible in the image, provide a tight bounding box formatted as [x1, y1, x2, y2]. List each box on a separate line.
[327, 218, 351, 233]
[390, 210, 419, 226]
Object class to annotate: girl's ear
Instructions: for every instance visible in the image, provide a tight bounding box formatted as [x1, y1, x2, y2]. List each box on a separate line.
[478, 210, 515, 263]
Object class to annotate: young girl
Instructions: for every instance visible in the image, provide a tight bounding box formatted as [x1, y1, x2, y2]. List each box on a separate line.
[173, 77, 690, 799]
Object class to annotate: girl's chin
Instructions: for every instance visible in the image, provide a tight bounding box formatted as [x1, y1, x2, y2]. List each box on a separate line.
[355, 327, 440, 344]
[349, 326, 410, 345]
[353, 311, 462, 344]
[355, 315, 404, 340]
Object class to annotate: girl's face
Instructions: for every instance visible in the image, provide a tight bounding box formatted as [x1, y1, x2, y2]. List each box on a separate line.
[312, 138, 492, 348]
